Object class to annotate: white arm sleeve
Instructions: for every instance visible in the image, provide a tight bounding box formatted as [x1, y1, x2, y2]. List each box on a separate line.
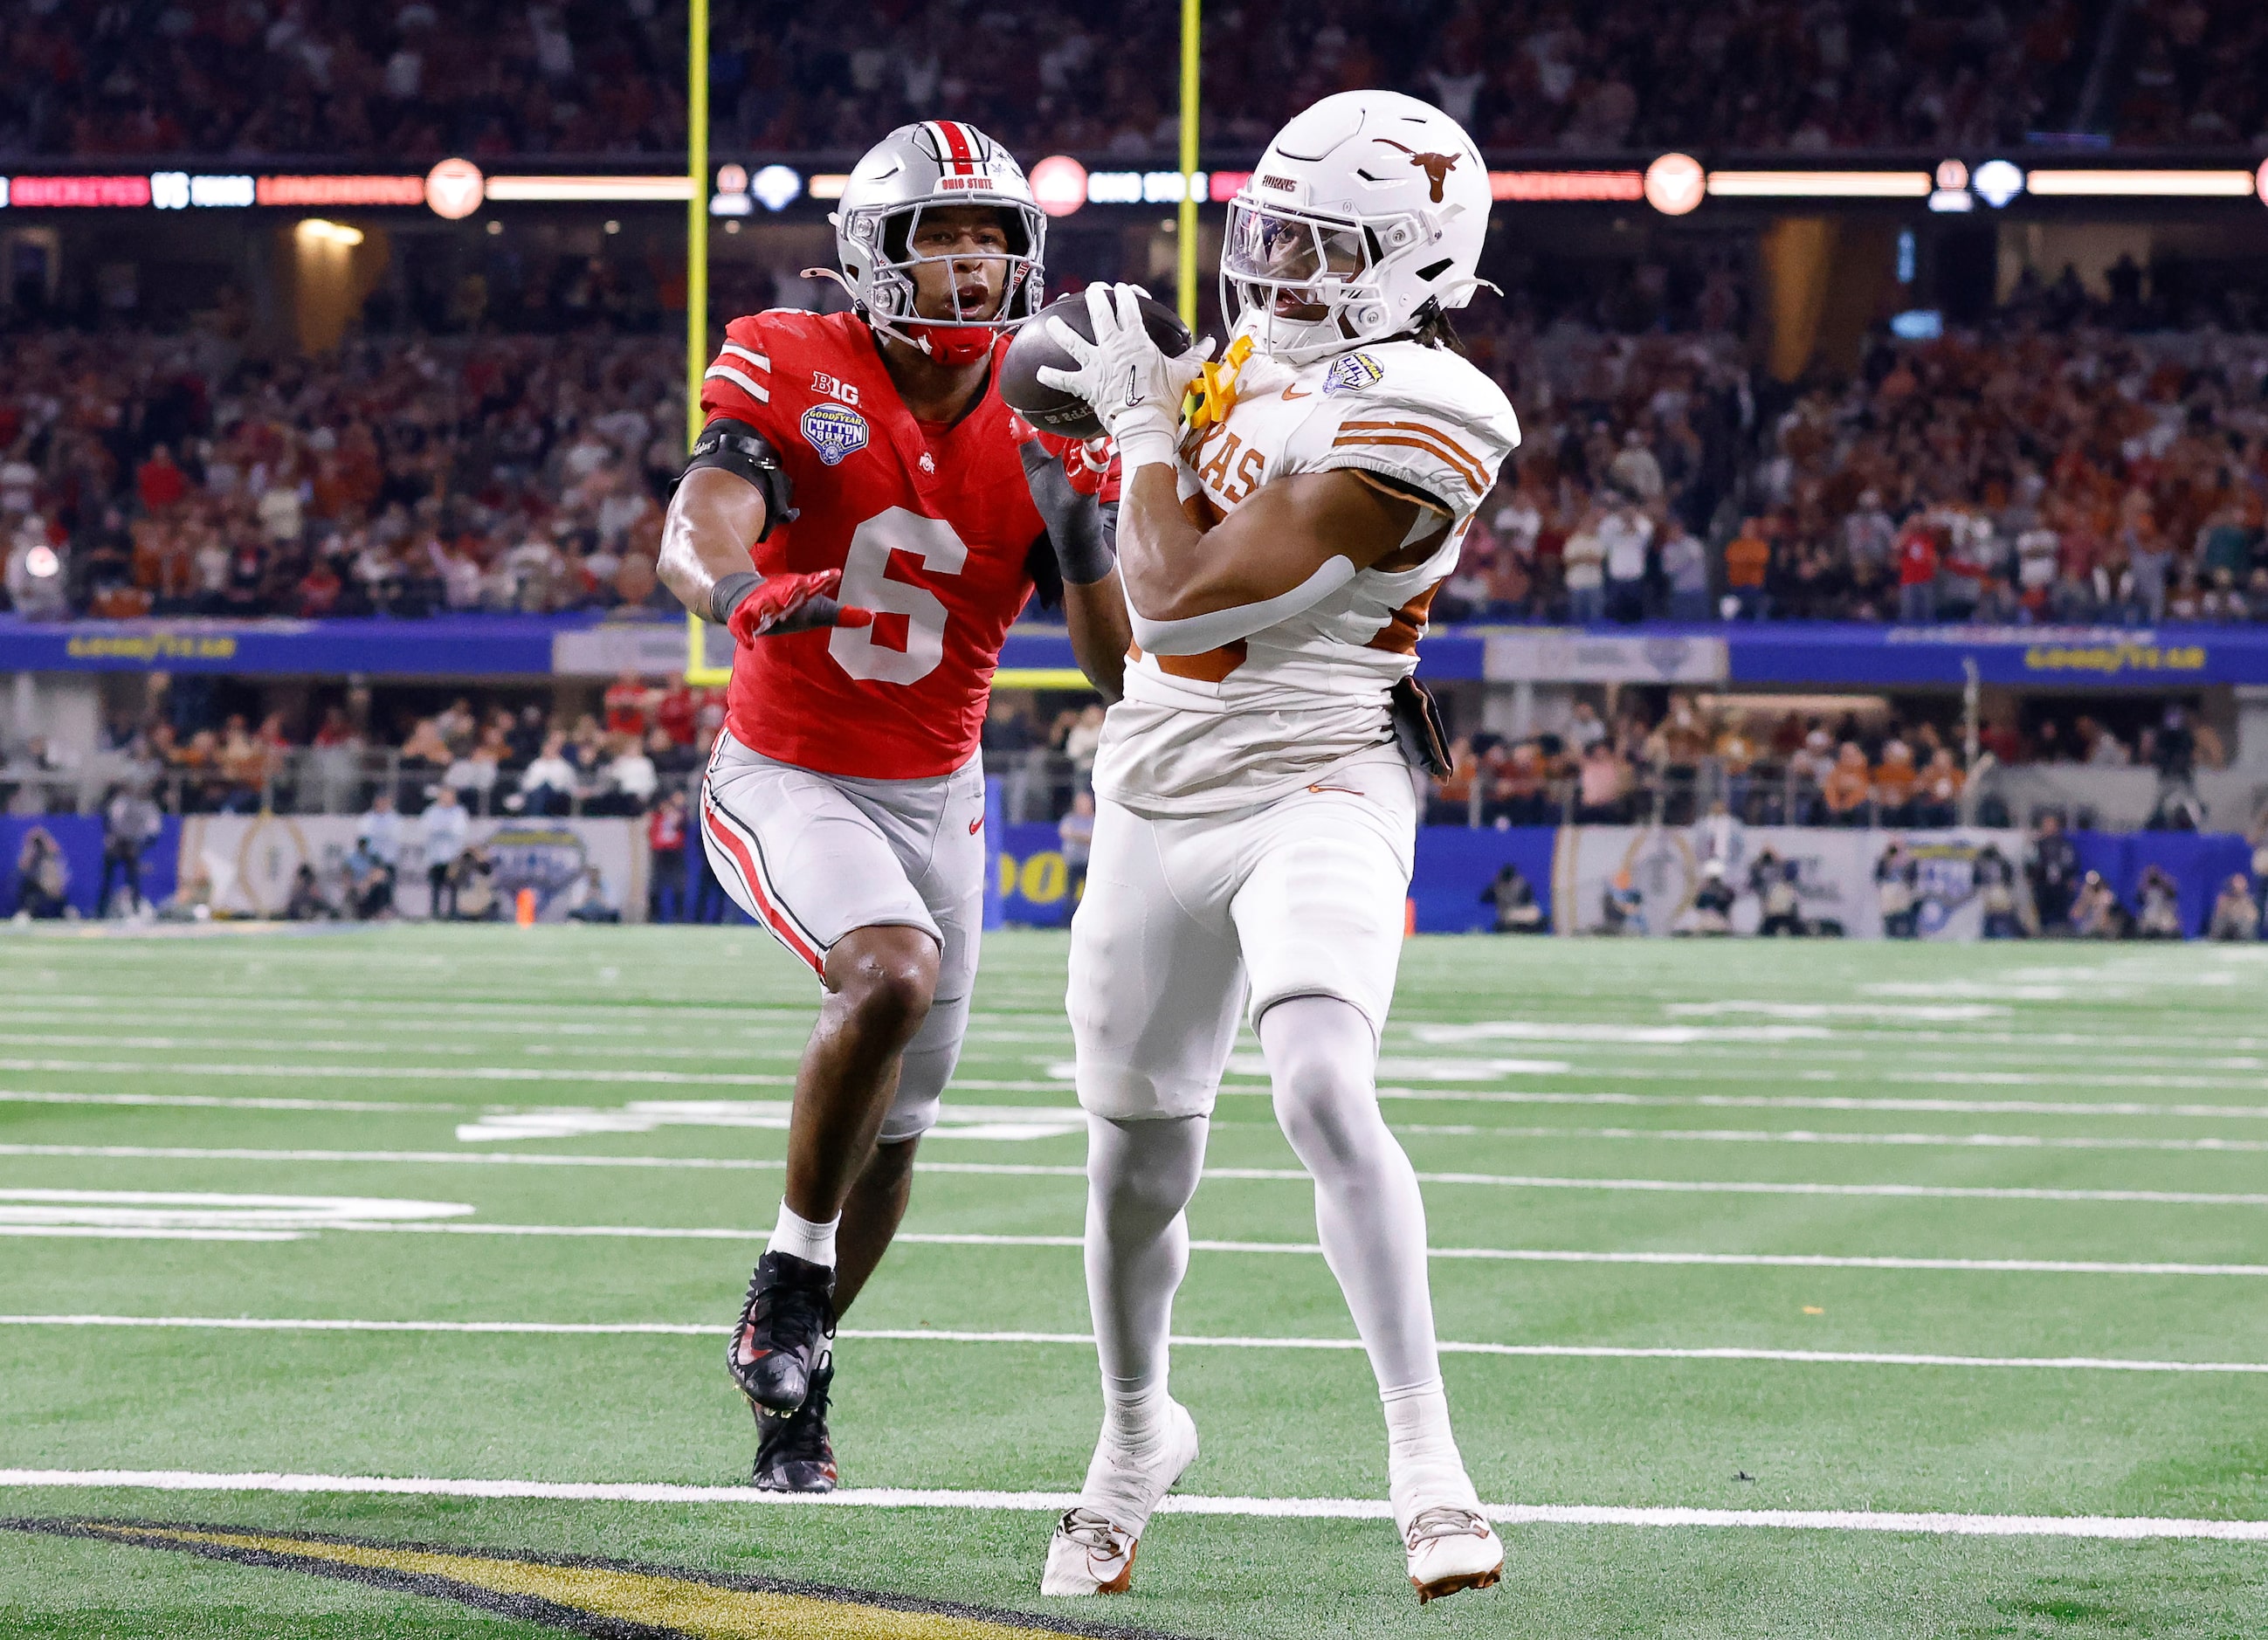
[1127, 555, 1358, 655]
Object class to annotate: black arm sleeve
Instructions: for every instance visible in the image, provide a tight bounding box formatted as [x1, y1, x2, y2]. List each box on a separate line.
[680, 419, 796, 542]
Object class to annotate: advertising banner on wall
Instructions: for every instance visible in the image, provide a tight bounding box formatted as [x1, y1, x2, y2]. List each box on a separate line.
[1549, 824, 2033, 939]
[176, 815, 647, 922]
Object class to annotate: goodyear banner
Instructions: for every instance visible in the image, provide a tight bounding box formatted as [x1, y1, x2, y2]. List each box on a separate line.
[176, 815, 647, 921]
[992, 820, 1084, 928]
[1724, 623, 2268, 686]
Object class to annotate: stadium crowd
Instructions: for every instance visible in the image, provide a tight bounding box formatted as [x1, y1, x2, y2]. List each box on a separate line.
[13, 257, 2268, 630]
[1, 329, 686, 621]
[10, 0, 2258, 160]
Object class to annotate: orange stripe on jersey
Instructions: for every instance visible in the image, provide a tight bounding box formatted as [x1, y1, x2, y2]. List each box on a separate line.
[1364, 585, 1440, 654]
[1155, 641, 1247, 682]
[1332, 433, 1486, 495]
[1334, 420, 1489, 491]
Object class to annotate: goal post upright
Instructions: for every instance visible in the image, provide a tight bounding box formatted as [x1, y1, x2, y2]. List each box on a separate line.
[1177, 0, 1201, 329]
[686, 0, 731, 685]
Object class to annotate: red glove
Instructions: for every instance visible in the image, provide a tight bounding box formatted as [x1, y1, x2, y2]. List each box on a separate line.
[718, 568, 872, 646]
[1032, 430, 1120, 502]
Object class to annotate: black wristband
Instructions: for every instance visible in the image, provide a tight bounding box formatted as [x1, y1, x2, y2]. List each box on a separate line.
[1018, 438, 1116, 586]
[709, 571, 762, 625]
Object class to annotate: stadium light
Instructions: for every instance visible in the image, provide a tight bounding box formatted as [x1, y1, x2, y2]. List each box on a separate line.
[1644, 154, 1706, 215]
[1706, 170, 1932, 198]
[1030, 155, 1088, 217]
[2025, 169, 2256, 197]
[1086, 171, 1144, 204]
[1974, 160, 2024, 208]
[806, 174, 851, 201]
[294, 218, 364, 247]
[751, 165, 802, 210]
[481, 175, 693, 203]
[424, 158, 484, 218]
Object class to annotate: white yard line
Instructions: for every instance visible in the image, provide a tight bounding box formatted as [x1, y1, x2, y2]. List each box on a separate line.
[3, 1314, 2264, 1375]
[1387, 1125, 2268, 1154]
[319, 1223, 2268, 1277]
[7, 1145, 2266, 1204]
[0, 1467, 2258, 1540]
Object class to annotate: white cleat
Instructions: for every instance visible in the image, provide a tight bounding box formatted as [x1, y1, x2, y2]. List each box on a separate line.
[1039, 1400, 1200, 1596]
[1403, 1505, 1503, 1603]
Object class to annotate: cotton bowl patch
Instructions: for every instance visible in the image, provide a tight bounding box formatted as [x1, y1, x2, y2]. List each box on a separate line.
[1324, 352, 1384, 396]
[799, 403, 869, 465]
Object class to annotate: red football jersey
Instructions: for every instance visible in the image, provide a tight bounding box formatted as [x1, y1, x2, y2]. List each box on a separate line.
[700, 310, 1045, 780]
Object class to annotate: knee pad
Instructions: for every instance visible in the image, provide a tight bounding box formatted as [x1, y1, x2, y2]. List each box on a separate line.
[878, 989, 970, 1143]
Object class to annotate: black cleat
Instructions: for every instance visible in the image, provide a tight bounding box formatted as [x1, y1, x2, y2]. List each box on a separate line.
[753, 1357, 838, 1492]
[726, 1250, 837, 1413]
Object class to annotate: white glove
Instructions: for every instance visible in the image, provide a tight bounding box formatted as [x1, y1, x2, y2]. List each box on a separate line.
[1036, 282, 1213, 472]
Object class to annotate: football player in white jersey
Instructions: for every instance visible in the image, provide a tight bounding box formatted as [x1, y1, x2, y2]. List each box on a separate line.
[1030, 90, 1520, 1603]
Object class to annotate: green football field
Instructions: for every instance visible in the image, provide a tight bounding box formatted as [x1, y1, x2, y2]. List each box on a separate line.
[2, 925, 2265, 1638]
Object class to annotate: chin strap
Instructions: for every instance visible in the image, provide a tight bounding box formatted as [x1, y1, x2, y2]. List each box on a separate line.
[1433, 276, 1502, 312]
[801, 265, 1019, 364]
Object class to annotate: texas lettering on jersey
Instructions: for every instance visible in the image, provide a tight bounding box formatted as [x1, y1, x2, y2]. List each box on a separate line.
[699, 310, 1047, 781]
[1093, 337, 1520, 817]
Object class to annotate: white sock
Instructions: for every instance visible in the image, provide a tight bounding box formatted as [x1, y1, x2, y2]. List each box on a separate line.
[769, 1200, 839, 1267]
[1079, 1113, 1206, 1517]
[1382, 1380, 1480, 1527]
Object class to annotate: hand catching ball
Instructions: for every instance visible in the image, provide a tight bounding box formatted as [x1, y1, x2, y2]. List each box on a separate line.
[1000, 289, 1196, 440]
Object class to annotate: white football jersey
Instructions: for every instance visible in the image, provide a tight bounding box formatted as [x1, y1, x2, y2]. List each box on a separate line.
[1092, 335, 1520, 816]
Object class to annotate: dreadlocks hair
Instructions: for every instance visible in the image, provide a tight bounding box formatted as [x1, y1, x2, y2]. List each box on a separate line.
[1408, 300, 1467, 355]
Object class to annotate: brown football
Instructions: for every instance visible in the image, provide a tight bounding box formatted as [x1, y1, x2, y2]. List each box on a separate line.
[999, 289, 1196, 440]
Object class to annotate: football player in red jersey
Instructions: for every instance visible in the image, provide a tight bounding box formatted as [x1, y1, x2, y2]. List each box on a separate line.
[658, 120, 1129, 1493]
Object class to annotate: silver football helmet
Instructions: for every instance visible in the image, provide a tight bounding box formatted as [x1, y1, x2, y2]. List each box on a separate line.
[826, 120, 1045, 365]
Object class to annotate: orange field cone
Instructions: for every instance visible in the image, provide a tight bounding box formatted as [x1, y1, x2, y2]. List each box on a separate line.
[1405, 897, 1417, 936]
[515, 887, 537, 927]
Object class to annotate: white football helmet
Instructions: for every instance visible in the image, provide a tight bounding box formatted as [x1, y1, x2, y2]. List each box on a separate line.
[1222, 90, 1492, 364]
[828, 120, 1044, 365]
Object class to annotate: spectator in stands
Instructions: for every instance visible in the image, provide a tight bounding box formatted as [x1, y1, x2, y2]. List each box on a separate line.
[1429, 737, 1479, 826]
[1482, 861, 1545, 934]
[515, 734, 580, 817]
[10, 826, 71, 920]
[1659, 520, 1710, 622]
[1723, 520, 1770, 620]
[1914, 748, 1964, 827]
[1062, 704, 1107, 796]
[590, 734, 658, 817]
[1561, 513, 1606, 625]
[647, 790, 688, 922]
[1896, 519, 1940, 624]
[2209, 874, 2261, 942]
[2029, 814, 2080, 933]
[1597, 491, 1652, 624]
[418, 786, 470, 920]
[1822, 743, 1872, 826]
[1873, 738, 1920, 825]
[1575, 741, 1630, 823]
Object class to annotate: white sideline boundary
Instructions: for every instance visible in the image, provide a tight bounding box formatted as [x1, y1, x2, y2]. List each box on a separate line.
[0, 1468, 2260, 1541]
[8, 1145, 2266, 1205]
[4, 1315, 2265, 1375]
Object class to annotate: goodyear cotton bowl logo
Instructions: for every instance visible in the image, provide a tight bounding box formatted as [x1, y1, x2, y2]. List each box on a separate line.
[800, 403, 869, 466]
[482, 825, 591, 914]
[1324, 352, 1384, 396]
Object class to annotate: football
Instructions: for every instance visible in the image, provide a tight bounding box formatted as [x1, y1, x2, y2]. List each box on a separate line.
[999, 288, 1196, 439]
